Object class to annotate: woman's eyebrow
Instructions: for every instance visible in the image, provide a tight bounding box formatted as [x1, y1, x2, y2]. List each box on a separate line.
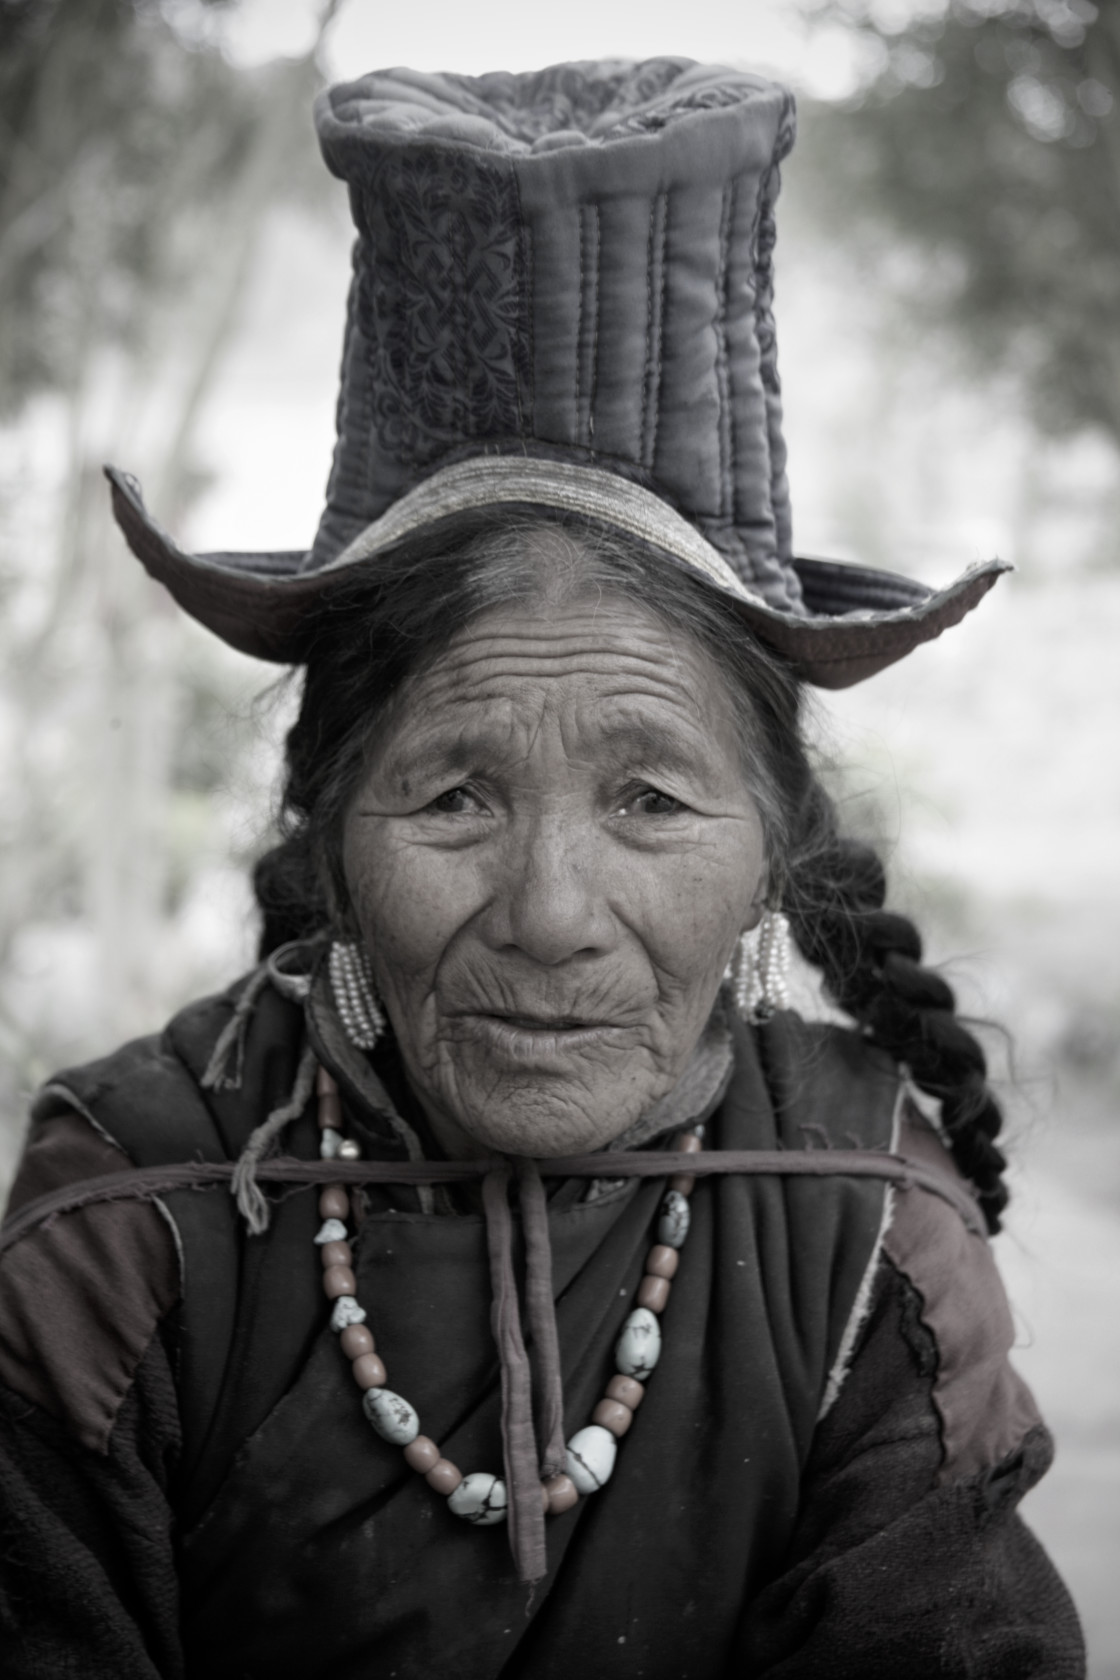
[376, 712, 714, 785]
[378, 729, 504, 784]
[590, 716, 712, 778]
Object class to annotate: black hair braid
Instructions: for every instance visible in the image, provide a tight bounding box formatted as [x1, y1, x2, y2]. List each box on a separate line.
[786, 789, 1009, 1234]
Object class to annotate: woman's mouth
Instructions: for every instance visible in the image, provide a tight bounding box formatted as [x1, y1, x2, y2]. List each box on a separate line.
[495, 1012, 601, 1031]
[453, 1010, 626, 1064]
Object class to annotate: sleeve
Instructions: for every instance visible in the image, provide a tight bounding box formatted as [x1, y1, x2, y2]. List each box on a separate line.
[738, 1117, 1086, 1679]
[0, 1114, 184, 1678]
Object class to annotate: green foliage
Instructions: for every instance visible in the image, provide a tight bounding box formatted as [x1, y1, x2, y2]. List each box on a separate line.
[796, 1, 1120, 443]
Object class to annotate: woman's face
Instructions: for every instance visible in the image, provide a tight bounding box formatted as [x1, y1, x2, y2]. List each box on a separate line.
[342, 593, 768, 1158]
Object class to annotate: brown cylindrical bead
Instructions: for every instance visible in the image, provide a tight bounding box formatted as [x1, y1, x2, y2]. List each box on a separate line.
[317, 1090, 343, 1131]
[322, 1264, 357, 1299]
[605, 1374, 644, 1410]
[645, 1243, 680, 1280]
[675, 1131, 703, 1154]
[316, 1066, 338, 1097]
[339, 1323, 374, 1359]
[668, 1173, 695, 1197]
[319, 1185, 350, 1219]
[351, 1352, 387, 1390]
[404, 1435, 440, 1472]
[637, 1274, 671, 1313]
[542, 1473, 579, 1515]
[592, 1398, 633, 1437]
[426, 1458, 463, 1495]
[320, 1240, 352, 1270]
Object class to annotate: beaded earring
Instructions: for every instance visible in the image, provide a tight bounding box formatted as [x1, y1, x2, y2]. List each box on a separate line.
[730, 909, 792, 1022]
[328, 940, 386, 1051]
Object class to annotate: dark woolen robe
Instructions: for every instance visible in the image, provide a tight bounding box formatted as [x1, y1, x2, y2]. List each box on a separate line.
[0, 968, 1085, 1678]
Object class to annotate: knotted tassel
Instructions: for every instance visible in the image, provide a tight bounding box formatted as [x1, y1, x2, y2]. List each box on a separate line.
[230, 1042, 317, 1235]
[200, 963, 274, 1092]
[481, 1163, 547, 1585]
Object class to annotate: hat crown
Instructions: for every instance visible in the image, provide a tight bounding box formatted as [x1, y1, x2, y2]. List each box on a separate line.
[105, 60, 1009, 686]
[311, 58, 801, 611]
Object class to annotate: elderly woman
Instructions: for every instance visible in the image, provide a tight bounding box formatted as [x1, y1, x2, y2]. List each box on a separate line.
[0, 60, 1083, 1679]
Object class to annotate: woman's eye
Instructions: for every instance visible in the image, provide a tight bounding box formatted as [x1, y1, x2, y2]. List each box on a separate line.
[428, 785, 485, 816]
[621, 785, 687, 817]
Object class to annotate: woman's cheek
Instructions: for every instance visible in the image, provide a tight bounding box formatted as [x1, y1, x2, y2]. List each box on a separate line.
[349, 824, 485, 985]
[623, 840, 761, 985]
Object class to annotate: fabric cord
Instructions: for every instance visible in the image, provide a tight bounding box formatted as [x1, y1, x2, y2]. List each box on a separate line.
[0, 1148, 986, 1259]
[482, 1165, 548, 1584]
[518, 1158, 566, 1479]
[199, 964, 275, 1092]
[229, 1042, 317, 1235]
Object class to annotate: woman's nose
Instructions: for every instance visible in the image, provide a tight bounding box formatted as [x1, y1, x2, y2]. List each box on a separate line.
[489, 814, 614, 966]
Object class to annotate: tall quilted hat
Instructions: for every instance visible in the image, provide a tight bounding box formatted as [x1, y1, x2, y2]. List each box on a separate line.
[106, 58, 1007, 688]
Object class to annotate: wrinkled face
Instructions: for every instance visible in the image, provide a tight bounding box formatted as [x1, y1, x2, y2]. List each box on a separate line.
[342, 594, 768, 1158]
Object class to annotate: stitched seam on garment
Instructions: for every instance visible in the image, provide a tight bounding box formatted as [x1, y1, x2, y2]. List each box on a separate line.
[521, 203, 534, 438]
[319, 456, 766, 600]
[747, 158, 778, 587]
[452, 198, 467, 444]
[882, 1108, 1033, 1485]
[715, 179, 734, 524]
[505, 159, 529, 442]
[726, 176, 741, 528]
[652, 190, 669, 474]
[361, 196, 383, 489]
[0, 1111, 183, 1454]
[588, 203, 600, 449]
[151, 1196, 186, 1295]
[640, 196, 656, 466]
[34, 1083, 131, 1158]
[816, 1081, 904, 1421]
[575, 206, 585, 440]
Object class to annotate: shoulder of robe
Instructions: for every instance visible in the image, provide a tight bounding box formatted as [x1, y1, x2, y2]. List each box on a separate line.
[0, 1108, 179, 1454]
[746, 1009, 903, 1153]
[882, 1103, 1042, 1481]
[30, 968, 306, 1165]
[0, 969, 302, 1454]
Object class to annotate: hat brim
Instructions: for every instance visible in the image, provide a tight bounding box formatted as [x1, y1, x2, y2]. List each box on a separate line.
[105, 465, 1009, 690]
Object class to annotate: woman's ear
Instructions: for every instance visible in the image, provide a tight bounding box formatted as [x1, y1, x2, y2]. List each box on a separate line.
[323, 850, 362, 943]
[741, 863, 770, 934]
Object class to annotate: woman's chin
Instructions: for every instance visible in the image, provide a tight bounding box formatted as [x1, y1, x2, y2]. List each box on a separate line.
[436, 1082, 648, 1160]
[414, 1033, 666, 1159]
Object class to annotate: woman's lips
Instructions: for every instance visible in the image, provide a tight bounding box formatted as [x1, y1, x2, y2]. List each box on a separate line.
[494, 1013, 604, 1031]
[453, 1011, 626, 1064]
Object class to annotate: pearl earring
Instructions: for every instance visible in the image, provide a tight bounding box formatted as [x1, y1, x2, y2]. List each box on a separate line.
[730, 909, 791, 1022]
[329, 940, 386, 1051]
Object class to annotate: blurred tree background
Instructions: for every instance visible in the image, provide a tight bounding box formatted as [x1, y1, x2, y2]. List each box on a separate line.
[796, 0, 1119, 445]
[0, 0, 336, 1129]
[1, 0, 1116, 1160]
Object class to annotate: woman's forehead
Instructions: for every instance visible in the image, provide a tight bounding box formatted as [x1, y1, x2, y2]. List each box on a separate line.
[381, 598, 742, 753]
[414, 597, 722, 693]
